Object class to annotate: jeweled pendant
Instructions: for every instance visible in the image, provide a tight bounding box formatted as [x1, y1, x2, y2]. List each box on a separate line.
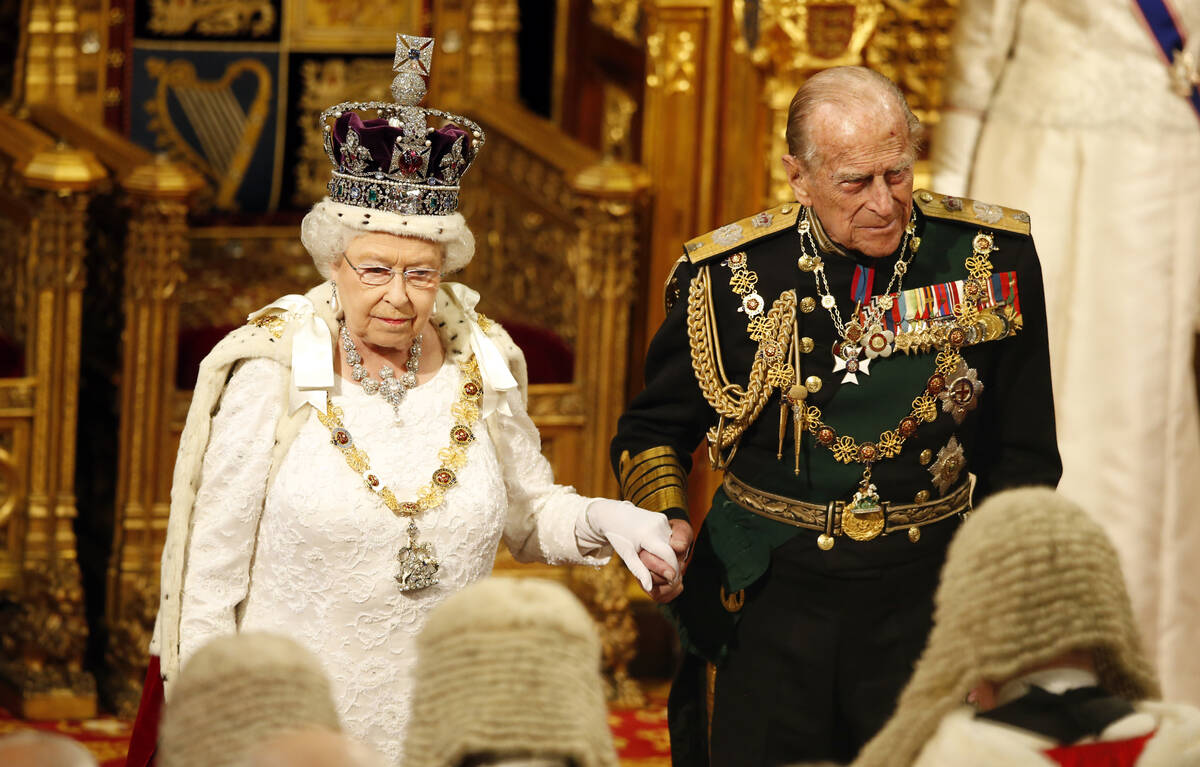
[842, 483, 885, 542]
[832, 348, 871, 384]
[396, 522, 439, 591]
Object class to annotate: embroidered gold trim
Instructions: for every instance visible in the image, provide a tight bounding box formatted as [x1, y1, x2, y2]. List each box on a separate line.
[248, 312, 287, 339]
[619, 446, 688, 513]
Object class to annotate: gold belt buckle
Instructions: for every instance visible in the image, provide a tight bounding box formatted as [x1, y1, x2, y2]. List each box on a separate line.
[841, 484, 886, 542]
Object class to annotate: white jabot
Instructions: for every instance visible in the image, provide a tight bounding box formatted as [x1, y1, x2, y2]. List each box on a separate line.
[246, 294, 333, 414]
[441, 282, 521, 418]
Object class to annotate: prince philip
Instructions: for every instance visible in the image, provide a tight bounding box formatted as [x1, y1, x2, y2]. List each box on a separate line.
[613, 67, 1062, 765]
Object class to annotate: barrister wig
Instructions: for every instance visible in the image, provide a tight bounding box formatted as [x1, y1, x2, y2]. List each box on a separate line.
[403, 577, 620, 767]
[852, 487, 1159, 767]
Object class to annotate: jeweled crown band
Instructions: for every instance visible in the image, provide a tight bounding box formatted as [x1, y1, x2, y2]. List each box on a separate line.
[328, 171, 460, 216]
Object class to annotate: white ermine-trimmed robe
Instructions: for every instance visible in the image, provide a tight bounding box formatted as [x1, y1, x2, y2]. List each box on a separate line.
[150, 281, 609, 764]
[931, 0, 1200, 704]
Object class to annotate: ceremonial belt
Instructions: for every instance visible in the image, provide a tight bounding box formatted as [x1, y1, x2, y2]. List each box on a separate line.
[723, 472, 971, 546]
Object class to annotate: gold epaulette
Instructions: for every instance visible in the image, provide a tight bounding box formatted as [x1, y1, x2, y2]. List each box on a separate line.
[683, 202, 802, 265]
[914, 189, 1031, 236]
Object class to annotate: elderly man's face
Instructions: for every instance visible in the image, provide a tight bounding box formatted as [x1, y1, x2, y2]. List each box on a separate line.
[783, 102, 914, 258]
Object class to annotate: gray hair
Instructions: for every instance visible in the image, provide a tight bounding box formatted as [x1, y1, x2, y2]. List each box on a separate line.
[785, 66, 925, 169]
[0, 730, 99, 767]
[300, 202, 468, 279]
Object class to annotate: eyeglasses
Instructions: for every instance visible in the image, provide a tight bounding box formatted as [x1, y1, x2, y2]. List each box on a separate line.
[342, 255, 441, 289]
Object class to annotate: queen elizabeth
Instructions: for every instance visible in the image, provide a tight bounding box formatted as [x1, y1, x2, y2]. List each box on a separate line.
[138, 35, 677, 765]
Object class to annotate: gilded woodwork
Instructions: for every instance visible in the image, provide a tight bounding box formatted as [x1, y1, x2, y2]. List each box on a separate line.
[459, 96, 649, 694]
[181, 228, 320, 331]
[0, 559, 95, 719]
[285, 0, 421, 52]
[600, 83, 638, 162]
[591, 0, 643, 45]
[466, 0, 520, 101]
[0, 113, 106, 717]
[17, 0, 111, 122]
[569, 560, 644, 707]
[108, 193, 198, 716]
[294, 58, 394, 207]
[640, 1, 719, 339]
[147, 0, 276, 37]
[865, 0, 960, 128]
[431, 0, 520, 106]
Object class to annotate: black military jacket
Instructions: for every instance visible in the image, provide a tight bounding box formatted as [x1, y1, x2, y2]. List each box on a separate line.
[612, 191, 1062, 660]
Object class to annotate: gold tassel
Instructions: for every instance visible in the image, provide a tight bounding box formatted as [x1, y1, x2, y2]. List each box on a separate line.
[793, 402, 804, 475]
[777, 398, 788, 460]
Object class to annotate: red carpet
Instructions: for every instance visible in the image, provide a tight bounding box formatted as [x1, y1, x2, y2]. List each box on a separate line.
[0, 700, 671, 766]
[0, 708, 130, 766]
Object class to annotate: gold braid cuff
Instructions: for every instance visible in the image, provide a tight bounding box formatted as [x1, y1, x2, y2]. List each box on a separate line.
[619, 447, 688, 515]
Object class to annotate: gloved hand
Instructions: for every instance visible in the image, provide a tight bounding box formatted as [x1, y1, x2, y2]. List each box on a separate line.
[576, 499, 680, 592]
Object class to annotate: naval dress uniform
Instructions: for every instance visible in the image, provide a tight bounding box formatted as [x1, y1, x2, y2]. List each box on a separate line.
[612, 191, 1062, 766]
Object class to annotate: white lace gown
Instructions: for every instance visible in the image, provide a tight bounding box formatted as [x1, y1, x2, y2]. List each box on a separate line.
[932, 0, 1200, 706]
[177, 356, 600, 764]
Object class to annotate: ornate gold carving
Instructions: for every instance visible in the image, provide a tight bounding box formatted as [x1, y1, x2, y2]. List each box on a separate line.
[147, 0, 276, 37]
[601, 83, 638, 162]
[0, 436, 16, 531]
[0, 559, 95, 719]
[591, 0, 643, 45]
[526, 387, 586, 419]
[865, 0, 960, 131]
[466, 0, 520, 101]
[0, 216, 28, 349]
[294, 58, 394, 208]
[287, 0, 421, 51]
[144, 57, 273, 210]
[734, 0, 884, 71]
[458, 127, 579, 347]
[646, 29, 697, 93]
[181, 228, 320, 331]
[102, 577, 158, 717]
[568, 560, 644, 707]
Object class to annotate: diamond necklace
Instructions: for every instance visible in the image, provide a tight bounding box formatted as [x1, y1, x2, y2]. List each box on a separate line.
[798, 207, 920, 383]
[339, 321, 422, 420]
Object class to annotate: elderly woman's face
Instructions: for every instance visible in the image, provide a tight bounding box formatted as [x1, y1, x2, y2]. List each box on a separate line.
[331, 233, 442, 352]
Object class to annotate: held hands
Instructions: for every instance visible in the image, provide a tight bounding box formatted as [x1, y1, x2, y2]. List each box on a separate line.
[638, 519, 693, 603]
[579, 500, 681, 597]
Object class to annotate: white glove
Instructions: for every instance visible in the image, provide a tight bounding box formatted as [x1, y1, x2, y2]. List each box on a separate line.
[576, 499, 679, 592]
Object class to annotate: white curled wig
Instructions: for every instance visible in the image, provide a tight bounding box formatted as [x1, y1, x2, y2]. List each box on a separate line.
[300, 199, 476, 278]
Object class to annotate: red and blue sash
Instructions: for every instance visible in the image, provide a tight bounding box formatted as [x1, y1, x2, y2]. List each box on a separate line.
[1132, 0, 1200, 120]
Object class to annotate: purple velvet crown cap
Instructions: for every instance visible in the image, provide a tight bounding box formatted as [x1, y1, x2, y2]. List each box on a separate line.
[331, 112, 473, 185]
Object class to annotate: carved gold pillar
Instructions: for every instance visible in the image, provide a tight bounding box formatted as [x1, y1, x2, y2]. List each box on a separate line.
[466, 0, 520, 101]
[0, 124, 108, 719]
[640, 0, 721, 340]
[18, 0, 108, 117]
[106, 157, 201, 716]
[569, 161, 650, 498]
[568, 160, 650, 708]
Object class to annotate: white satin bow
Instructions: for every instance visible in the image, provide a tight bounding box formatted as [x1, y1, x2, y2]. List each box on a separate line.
[246, 294, 333, 414]
[441, 282, 521, 419]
